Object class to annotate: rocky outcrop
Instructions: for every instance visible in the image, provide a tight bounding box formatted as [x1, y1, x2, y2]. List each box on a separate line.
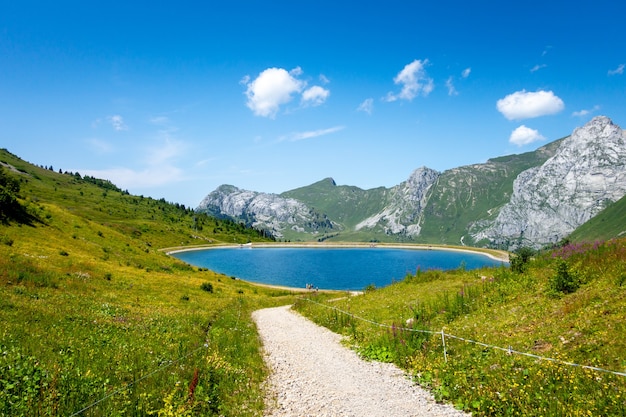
[197, 185, 339, 239]
[471, 116, 626, 248]
[355, 167, 439, 236]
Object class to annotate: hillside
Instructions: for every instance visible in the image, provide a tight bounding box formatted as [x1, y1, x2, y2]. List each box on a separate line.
[199, 116, 626, 249]
[567, 193, 626, 242]
[3, 146, 626, 416]
[295, 238, 626, 415]
[0, 149, 296, 416]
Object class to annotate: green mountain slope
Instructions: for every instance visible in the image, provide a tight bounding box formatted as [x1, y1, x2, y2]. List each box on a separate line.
[566, 193, 626, 242]
[281, 177, 388, 229]
[418, 139, 564, 245]
[278, 139, 564, 244]
[0, 148, 293, 416]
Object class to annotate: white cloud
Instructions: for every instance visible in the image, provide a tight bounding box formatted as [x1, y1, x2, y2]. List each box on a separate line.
[302, 85, 330, 106]
[509, 125, 545, 146]
[108, 115, 128, 131]
[608, 64, 624, 75]
[496, 90, 564, 120]
[462, 67, 471, 78]
[319, 74, 330, 84]
[530, 64, 547, 72]
[283, 126, 345, 142]
[572, 105, 600, 117]
[243, 67, 305, 118]
[78, 137, 187, 189]
[446, 77, 458, 96]
[385, 59, 434, 102]
[357, 98, 374, 115]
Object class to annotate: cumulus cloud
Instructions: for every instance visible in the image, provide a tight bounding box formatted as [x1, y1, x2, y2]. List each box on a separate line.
[282, 126, 345, 142]
[462, 67, 471, 78]
[242, 67, 305, 118]
[509, 125, 545, 146]
[302, 85, 330, 106]
[107, 115, 128, 131]
[385, 59, 434, 102]
[496, 90, 564, 120]
[242, 67, 331, 117]
[608, 64, 624, 75]
[357, 98, 374, 115]
[572, 105, 600, 117]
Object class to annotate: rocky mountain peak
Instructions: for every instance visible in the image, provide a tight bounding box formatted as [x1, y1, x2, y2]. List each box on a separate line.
[471, 116, 626, 248]
[198, 116, 626, 248]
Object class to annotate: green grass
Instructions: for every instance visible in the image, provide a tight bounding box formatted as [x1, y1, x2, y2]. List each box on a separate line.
[0, 149, 297, 416]
[4, 147, 626, 416]
[294, 239, 626, 416]
[567, 194, 626, 243]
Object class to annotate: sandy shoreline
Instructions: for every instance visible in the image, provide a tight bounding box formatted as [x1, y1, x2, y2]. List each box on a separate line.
[164, 241, 510, 262]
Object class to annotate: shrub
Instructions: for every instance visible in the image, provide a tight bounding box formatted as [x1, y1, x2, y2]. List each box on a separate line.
[0, 235, 13, 246]
[200, 282, 214, 293]
[548, 259, 579, 295]
[510, 246, 535, 273]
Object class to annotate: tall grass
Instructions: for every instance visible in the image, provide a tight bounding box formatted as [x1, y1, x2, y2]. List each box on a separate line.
[295, 239, 626, 415]
[0, 150, 295, 416]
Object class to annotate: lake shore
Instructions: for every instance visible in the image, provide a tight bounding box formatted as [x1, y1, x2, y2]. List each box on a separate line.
[164, 241, 510, 262]
[164, 242, 509, 293]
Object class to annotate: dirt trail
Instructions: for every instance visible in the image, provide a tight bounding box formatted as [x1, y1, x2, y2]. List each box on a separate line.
[252, 305, 469, 417]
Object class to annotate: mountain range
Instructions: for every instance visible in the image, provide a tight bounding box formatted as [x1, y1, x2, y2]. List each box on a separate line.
[197, 116, 626, 249]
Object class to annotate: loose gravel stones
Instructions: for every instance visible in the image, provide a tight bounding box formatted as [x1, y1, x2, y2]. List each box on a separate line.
[252, 305, 469, 417]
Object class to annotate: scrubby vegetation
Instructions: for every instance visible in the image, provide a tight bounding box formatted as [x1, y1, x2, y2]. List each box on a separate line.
[295, 240, 626, 416]
[0, 149, 295, 416]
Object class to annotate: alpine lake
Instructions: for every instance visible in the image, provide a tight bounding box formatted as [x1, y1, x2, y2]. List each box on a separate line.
[170, 245, 507, 291]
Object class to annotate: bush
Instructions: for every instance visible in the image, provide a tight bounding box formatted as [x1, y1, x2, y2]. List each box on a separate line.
[200, 282, 214, 293]
[510, 246, 535, 273]
[548, 259, 579, 295]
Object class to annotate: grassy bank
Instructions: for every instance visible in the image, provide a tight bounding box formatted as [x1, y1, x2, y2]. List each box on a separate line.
[294, 240, 626, 416]
[0, 150, 300, 416]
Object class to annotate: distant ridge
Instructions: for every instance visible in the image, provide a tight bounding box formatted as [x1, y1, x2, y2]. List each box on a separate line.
[197, 116, 626, 250]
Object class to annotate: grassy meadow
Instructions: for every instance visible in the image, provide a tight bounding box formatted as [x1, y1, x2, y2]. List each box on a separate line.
[295, 240, 626, 416]
[0, 149, 301, 416]
[3, 147, 626, 416]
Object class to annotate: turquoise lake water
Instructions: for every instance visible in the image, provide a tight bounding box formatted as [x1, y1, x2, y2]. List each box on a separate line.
[171, 246, 506, 291]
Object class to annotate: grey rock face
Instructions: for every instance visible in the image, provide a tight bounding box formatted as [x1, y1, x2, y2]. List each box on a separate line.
[355, 167, 440, 236]
[471, 116, 626, 248]
[198, 116, 626, 249]
[197, 185, 338, 239]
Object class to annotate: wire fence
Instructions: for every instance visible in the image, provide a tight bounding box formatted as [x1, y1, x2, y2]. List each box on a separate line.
[69, 298, 248, 416]
[301, 297, 626, 378]
[69, 342, 209, 417]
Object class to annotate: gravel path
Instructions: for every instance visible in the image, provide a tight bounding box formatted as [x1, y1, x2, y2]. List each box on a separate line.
[252, 305, 469, 417]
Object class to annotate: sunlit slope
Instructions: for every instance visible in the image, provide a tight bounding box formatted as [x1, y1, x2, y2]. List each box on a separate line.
[0, 148, 293, 416]
[295, 238, 626, 415]
[566, 193, 626, 242]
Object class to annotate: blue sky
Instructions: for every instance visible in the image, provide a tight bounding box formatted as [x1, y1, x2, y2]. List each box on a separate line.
[2, 1, 625, 207]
